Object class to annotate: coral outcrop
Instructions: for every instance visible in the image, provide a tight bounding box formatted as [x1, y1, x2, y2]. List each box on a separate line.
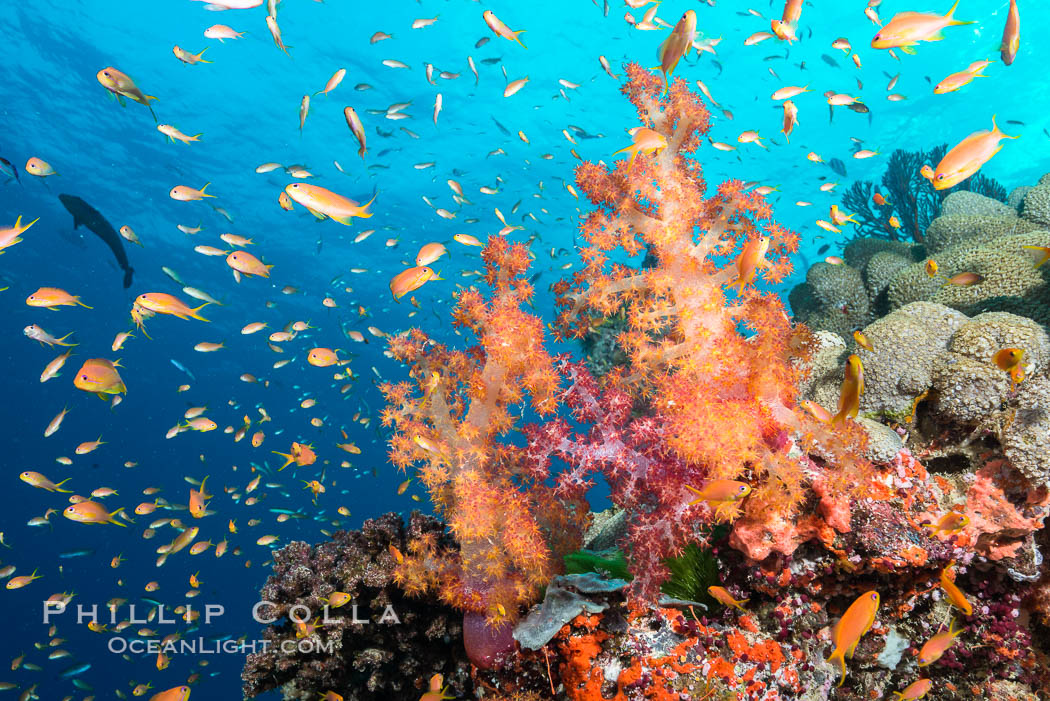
[241, 512, 471, 700]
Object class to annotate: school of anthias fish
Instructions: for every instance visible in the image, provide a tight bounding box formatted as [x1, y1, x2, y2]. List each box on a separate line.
[0, 0, 1044, 699]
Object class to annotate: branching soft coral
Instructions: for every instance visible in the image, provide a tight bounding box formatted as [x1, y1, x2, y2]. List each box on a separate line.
[381, 236, 589, 668]
[550, 63, 876, 597]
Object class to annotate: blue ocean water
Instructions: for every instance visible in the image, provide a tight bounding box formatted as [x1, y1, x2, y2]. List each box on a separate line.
[0, 0, 1042, 698]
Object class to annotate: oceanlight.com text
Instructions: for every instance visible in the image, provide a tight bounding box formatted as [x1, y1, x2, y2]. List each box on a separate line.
[106, 637, 336, 656]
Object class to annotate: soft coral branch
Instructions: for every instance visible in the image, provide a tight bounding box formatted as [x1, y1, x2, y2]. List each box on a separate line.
[382, 236, 589, 666]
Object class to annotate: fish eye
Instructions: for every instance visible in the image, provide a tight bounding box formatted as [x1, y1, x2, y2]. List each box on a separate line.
[936, 174, 945, 180]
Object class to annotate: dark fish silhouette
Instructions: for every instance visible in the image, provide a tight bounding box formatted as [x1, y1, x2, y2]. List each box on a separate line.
[491, 117, 512, 136]
[0, 156, 20, 185]
[829, 158, 847, 177]
[57, 194, 134, 289]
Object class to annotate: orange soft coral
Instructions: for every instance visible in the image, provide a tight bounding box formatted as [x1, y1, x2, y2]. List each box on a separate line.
[382, 236, 589, 667]
[553, 63, 874, 591]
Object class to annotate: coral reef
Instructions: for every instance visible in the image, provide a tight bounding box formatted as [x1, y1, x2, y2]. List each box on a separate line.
[252, 69, 1050, 701]
[799, 171, 1050, 339]
[841, 144, 1008, 243]
[476, 452, 1050, 698]
[241, 512, 472, 701]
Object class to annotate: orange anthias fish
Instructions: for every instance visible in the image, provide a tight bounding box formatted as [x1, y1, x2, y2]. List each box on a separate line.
[934, 60, 991, 94]
[24, 324, 76, 347]
[482, 10, 526, 48]
[20, 471, 73, 493]
[148, 686, 191, 701]
[781, 100, 799, 142]
[25, 157, 59, 177]
[26, 287, 92, 310]
[781, 0, 803, 26]
[685, 480, 751, 520]
[307, 348, 345, 368]
[96, 67, 158, 120]
[419, 674, 454, 701]
[939, 561, 973, 617]
[729, 236, 771, 293]
[273, 442, 317, 470]
[0, 215, 39, 253]
[344, 107, 367, 159]
[708, 586, 748, 611]
[612, 127, 668, 170]
[686, 480, 751, 504]
[870, 0, 973, 52]
[923, 511, 969, 535]
[316, 68, 346, 96]
[917, 619, 964, 666]
[832, 354, 864, 424]
[135, 293, 210, 321]
[73, 358, 126, 399]
[932, 116, 1017, 190]
[226, 250, 272, 278]
[415, 242, 447, 266]
[158, 124, 202, 144]
[993, 347, 1025, 384]
[1000, 0, 1019, 66]
[170, 183, 215, 201]
[284, 183, 377, 225]
[655, 10, 697, 85]
[189, 476, 210, 518]
[827, 590, 880, 686]
[390, 266, 442, 300]
[173, 46, 212, 64]
[63, 501, 126, 526]
[892, 678, 934, 700]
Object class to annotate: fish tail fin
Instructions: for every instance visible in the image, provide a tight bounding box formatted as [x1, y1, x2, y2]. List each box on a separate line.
[109, 508, 128, 526]
[76, 298, 94, 309]
[191, 134, 203, 141]
[992, 114, 1020, 139]
[353, 191, 378, 219]
[147, 103, 158, 123]
[946, 0, 974, 25]
[514, 30, 527, 49]
[200, 182, 216, 198]
[272, 452, 295, 470]
[54, 478, 73, 493]
[56, 332, 77, 346]
[828, 647, 846, 687]
[189, 303, 211, 322]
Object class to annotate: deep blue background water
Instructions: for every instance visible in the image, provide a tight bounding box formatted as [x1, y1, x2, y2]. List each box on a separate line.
[0, 0, 1043, 698]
